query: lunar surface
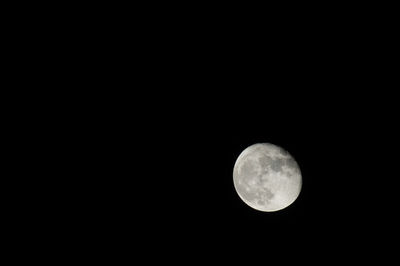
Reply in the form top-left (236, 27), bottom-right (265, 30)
top-left (233, 143), bottom-right (302, 212)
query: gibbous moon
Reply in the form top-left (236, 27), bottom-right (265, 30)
top-left (233, 143), bottom-right (302, 212)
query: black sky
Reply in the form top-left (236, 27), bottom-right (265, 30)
top-left (24, 9), bottom-right (399, 262)
top-left (67, 73), bottom-right (398, 262)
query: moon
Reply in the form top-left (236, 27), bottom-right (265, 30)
top-left (233, 143), bottom-right (302, 212)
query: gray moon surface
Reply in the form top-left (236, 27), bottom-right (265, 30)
top-left (233, 143), bottom-right (302, 212)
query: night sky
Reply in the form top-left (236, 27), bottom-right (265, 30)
top-left (71, 75), bottom-right (398, 262)
top-left (22, 9), bottom-right (398, 262)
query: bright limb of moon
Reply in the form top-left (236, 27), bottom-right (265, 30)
top-left (233, 143), bottom-right (302, 212)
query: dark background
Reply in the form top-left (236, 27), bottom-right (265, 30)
top-left (10, 4), bottom-right (399, 263)
top-left (49, 71), bottom-right (397, 262)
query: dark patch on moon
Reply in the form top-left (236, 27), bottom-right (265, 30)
top-left (270, 158), bottom-right (285, 172)
top-left (258, 153), bottom-right (295, 173)
top-left (257, 174), bottom-right (265, 184)
top-left (284, 170), bottom-right (294, 178)
top-left (258, 155), bottom-right (273, 169)
top-left (257, 199), bottom-right (266, 205)
top-left (256, 188), bottom-right (274, 206)
top-left (264, 187), bottom-right (275, 200)
top-left (285, 157), bottom-right (298, 171)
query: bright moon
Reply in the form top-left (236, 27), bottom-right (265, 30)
top-left (233, 143), bottom-right (302, 212)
